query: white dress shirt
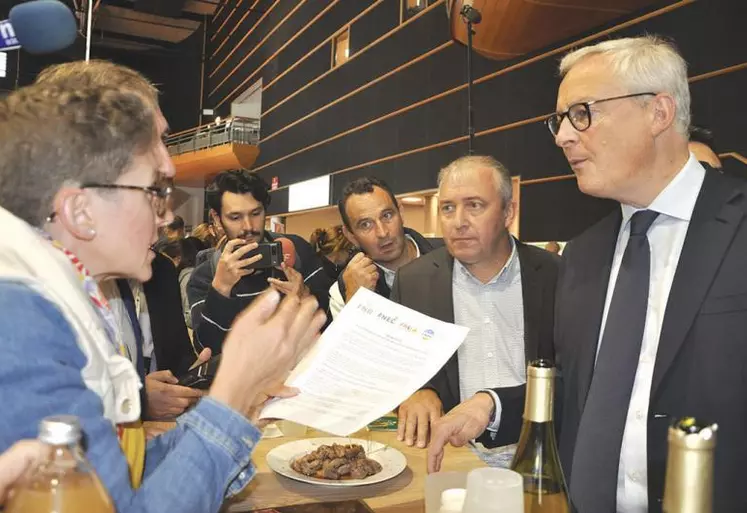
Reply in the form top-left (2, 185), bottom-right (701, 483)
top-left (98, 280), bottom-right (138, 365)
top-left (599, 155), bottom-right (705, 512)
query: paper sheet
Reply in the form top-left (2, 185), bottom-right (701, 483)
top-left (260, 287), bottom-right (469, 436)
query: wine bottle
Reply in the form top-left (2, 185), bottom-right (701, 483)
top-left (510, 359), bottom-right (570, 513)
top-left (663, 417), bottom-right (717, 513)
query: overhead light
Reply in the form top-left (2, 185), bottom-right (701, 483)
top-left (288, 175), bottom-right (331, 212)
top-left (214, 116), bottom-right (222, 124)
top-left (400, 196), bottom-right (424, 205)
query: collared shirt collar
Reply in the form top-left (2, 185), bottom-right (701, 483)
top-left (620, 154), bottom-right (706, 224)
top-left (454, 236), bottom-right (518, 285)
top-left (376, 234), bottom-right (421, 279)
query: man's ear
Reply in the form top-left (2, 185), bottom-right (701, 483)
top-left (396, 200), bottom-right (405, 224)
top-left (342, 224), bottom-right (359, 249)
top-left (650, 93), bottom-right (677, 137)
top-left (503, 199), bottom-right (517, 230)
top-left (52, 187), bottom-right (97, 241)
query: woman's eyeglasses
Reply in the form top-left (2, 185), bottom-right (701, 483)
top-left (545, 92), bottom-right (657, 136)
top-left (46, 179), bottom-right (174, 222)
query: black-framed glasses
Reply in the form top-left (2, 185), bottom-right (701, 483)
top-left (545, 92), bottom-right (657, 136)
top-left (46, 179), bottom-right (174, 222)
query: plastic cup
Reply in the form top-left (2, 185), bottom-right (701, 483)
top-left (425, 471), bottom-right (469, 513)
top-left (462, 468), bottom-right (524, 513)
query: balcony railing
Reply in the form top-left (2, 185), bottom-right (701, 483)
top-left (166, 117), bottom-right (260, 156)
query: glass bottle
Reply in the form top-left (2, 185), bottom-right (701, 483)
top-left (6, 415), bottom-right (115, 513)
top-left (510, 359), bottom-right (570, 513)
top-left (663, 417), bottom-right (717, 513)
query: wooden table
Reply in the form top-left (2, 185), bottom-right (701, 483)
top-left (225, 427), bottom-right (485, 513)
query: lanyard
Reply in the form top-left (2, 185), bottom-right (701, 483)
top-left (40, 233), bottom-right (127, 357)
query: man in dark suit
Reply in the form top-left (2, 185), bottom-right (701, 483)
top-left (429, 36), bottom-right (747, 513)
top-left (392, 155), bottom-right (559, 450)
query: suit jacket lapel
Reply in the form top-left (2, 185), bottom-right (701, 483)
top-left (652, 172), bottom-right (746, 395)
top-left (572, 211), bottom-right (621, 411)
top-left (429, 250), bottom-right (459, 402)
top-left (517, 241), bottom-right (542, 363)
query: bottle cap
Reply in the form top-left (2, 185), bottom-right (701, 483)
top-left (39, 415), bottom-right (82, 445)
top-left (669, 417), bottom-right (718, 451)
top-left (527, 358), bottom-right (555, 379)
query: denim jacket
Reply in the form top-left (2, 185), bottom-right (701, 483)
top-left (0, 280), bottom-right (261, 513)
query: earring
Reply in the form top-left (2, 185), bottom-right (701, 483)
top-left (88, 228), bottom-right (96, 236)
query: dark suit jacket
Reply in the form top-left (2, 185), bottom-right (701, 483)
top-left (555, 168), bottom-right (747, 513)
top-left (143, 252), bottom-right (197, 377)
top-left (391, 240), bottom-right (560, 447)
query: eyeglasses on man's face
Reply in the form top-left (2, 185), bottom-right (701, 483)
top-left (46, 178), bottom-right (174, 223)
top-left (545, 92), bottom-right (658, 137)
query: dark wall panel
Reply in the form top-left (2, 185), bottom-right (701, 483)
top-left (208, 0), bottom-right (272, 57)
top-left (689, 69), bottom-right (747, 155)
top-left (209, 0), bottom-right (294, 80)
top-left (210, 0), bottom-right (329, 103)
top-left (201, 0), bottom-right (745, 244)
top-left (267, 187), bottom-right (289, 215)
top-left (259, 7), bottom-right (469, 138)
top-left (257, 49), bottom-right (558, 168)
top-left (211, 0), bottom-right (377, 108)
top-left (263, 42), bottom-right (333, 109)
top-left (350, 0), bottom-right (399, 53)
top-left (520, 180), bottom-right (617, 242)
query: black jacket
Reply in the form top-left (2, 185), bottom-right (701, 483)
top-left (390, 240), bottom-right (560, 447)
top-left (186, 232), bottom-right (332, 353)
top-left (337, 227), bottom-right (434, 302)
top-left (143, 252), bottom-right (197, 377)
top-left (553, 168), bottom-right (747, 512)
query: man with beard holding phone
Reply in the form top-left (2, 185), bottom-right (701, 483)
top-left (187, 170), bottom-right (332, 352)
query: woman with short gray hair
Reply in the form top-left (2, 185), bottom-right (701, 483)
top-left (0, 70), bottom-right (325, 513)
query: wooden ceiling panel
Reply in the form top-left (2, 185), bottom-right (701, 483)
top-left (448, 0), bottom-right (675, 60)
top-left (95, 5), bottom-right (200, 43)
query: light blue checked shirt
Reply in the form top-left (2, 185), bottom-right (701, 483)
top-left (453, 237), bottom-right (525, 431)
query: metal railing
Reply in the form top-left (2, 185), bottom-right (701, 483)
top-left (166, 117), bottom-right (260, 156)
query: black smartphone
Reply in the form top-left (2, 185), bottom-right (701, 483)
top-left (235, 241), bottom-right (283, 269)
top-left (177, 354), bottom-right (221, 390)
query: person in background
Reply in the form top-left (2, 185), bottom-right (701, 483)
top-left (688, 125), bottom-right (722, 170)
top-left (162, 236), bottom-right (206, 328)
top-left (191, 222), bottom-right (220, 248)
top-left (0, 62), bottom-right (326, 513)
top-left (187, 170), bottom-right (332, 353)
top-left (329, 177), bottom-right (433, 319)
top-left (392, 155), bottom-right (559, 449)
top-left (544, 241), bottom-right (562, 254)
top-left (0, 440), bottom-right (46, 505)
top-left (309, 225), bottom-right (354, 281)
top-left (164, 215), bottom-right (185, 241)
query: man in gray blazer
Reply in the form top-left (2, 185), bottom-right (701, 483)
top-left (391, 155), bottom-right (559, 450)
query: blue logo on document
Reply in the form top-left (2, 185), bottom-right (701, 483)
top-left (421, 329), bottom-right (434, 341)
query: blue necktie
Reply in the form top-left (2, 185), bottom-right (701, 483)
top-left (116, 280), bottom-right (145, 382)
top-left (570, 210), bottom-right (660, 512)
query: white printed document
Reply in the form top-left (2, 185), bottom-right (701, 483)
top-left (260, 287), bottom-right (469, 435)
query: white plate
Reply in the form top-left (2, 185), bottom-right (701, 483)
top-left (266, 437), bottom-right (407, 487)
